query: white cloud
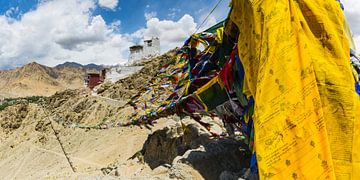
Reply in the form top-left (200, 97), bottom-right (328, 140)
top-left (98, 0), bottom-right (118, 10)
top-left (110, 20), bottom-right (121, 32)
top-left (0, 0), bottom-right (132, 69)
top-left (167, 12), bottom-right (176, 19)
top-left (167, 8), bottom-right (181, 19)
top-left (133, 14), bottom-right (197, 53)
top-left (342, 0), bottom-right (360, 50)
top-left (4, 7), bottom-right (21, 23)
top-left (0, 0), bottom-right (201, 69)
top-left (144, 11), bottom-right (157, 21)
top-left (5, 7), bottom-right (19, 18)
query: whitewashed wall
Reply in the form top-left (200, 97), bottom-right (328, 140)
top-left (128, 37), bottom-right (160, 64)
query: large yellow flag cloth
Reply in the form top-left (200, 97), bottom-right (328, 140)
top-left (230, 0), bottom-right (360, 179)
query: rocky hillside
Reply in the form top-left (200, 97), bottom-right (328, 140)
top-left (0, 52), bottom-right (251, 179)
top-left (0, 62), bottom-right (86, 98)
top-left (97, 50), bottom-right (176, 100)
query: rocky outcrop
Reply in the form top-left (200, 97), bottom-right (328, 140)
top-left (0, 102), bottom-right (29, 131)
top-left (138, 123), bottom-right (251, 180)
top-left (140, 123), bottom-right (210, 169)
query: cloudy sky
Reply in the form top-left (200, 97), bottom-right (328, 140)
top-left (0, 0), bottom-right (358, 69)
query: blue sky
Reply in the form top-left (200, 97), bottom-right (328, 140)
top-left (93, 0), bottom-right (230, 33)
top-left (0, 0), bottom-right (358, 69)
top-left (0, 0), bottom-right (37, 19)
top-left (0, 0), bottom-right (230, 69)
top-left (0, 0), bottom-right (229, 32)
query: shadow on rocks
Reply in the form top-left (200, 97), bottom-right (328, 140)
top-left (134, 123), bottom-right (251, 180)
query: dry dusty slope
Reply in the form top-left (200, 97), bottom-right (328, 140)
top-left (0, 101), bottom-right (181, 179)
top-left (0, 62), bottom-right (86, 98)
top-left (0, 52), bottom-right (251, 179)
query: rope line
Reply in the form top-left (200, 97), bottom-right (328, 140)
top-left (40, 105), bottom-right (77, 173)
top-left (194, 0), bottom-right (224, 34)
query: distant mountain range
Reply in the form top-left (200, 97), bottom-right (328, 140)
top-left (0, 62), bottom-right (104, 98)
top-left (55, 62), bottom-right (104, 71)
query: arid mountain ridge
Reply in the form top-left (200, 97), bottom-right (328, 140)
top-left (0, 62), bottom-right (103, 98)
top-left (55, 62), bottom-right (104, 71)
